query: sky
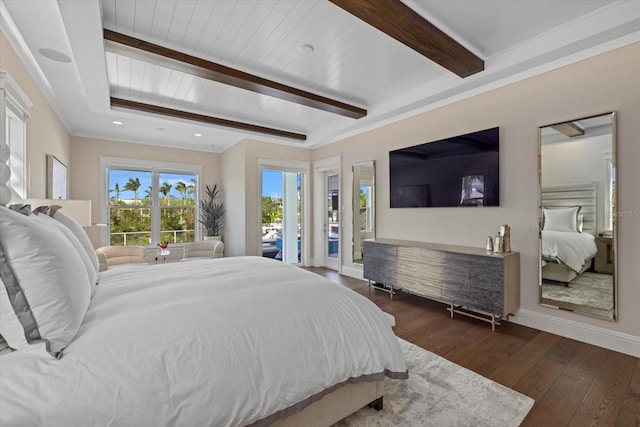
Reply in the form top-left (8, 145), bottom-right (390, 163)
top-left (108, 170), bottom-right (195, 198)
top-left (109, 169), bottom-right (285, 199)
top-left (262, 170), bottom-right (283, 198)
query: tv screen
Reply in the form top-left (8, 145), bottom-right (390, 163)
top-left (389, 127), bottom-right (499, 208)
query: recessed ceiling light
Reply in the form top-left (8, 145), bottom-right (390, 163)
top-left (112, 121), bottom-right (123, 125)
top-left (299, 44), bottom-right (314, 54)
top-left (38, 48), bottom-right (72, 63)
top-left (194, 133), bottom-right (202, 137)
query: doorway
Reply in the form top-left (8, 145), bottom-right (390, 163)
top-left (325, 171), bottom-right (340, 270)
top-left (261, 169), bottom-right (302, 264)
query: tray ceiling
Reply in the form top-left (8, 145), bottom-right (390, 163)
top-left (2, 0), bottom-right (639, 152)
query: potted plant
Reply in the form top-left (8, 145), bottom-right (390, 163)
top-left (199, 183), bottom-right (225, 241)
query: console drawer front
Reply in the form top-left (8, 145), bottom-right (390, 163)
top-left (397, 247), bottom-right (441, 299)
top-left (363, 241), bottom-right (397, 286)
top-left (441, 254), bottom-right (505, 314)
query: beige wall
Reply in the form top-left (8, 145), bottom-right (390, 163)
top-left (0, 33), bottom-right (71, 198)
top-left (221, 141), bottom-right (246, 257)
top-left (312, 42), bottom-right (640, 340)
top-left (70, 136), bottom-right (221, 247)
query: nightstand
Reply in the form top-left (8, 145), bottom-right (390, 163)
top-left (595, 236), bottom-right (614, 274)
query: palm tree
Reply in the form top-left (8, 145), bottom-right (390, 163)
top-left (187, 178), bottom-right (196, 204)
top-left (123, 177), bottom-right (141, 202)
top-left (144, 185), bottom-right (152, 203)
top-left (109, 182), bottom-right (120, 204)
top-left (175, 181), bottom-right (187, 205)
top-left (159, 182), bottom-right (172, 206)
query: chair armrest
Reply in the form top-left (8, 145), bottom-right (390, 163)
top-left (96, 251), bottom-right (108, 272)
top-left (213, 241), bottom-right (224, 258)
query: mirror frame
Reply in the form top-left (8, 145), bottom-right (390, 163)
top-left (538, 111), bottom-right (617, 321)
top-left (352, 161), bottom-right (375, 265)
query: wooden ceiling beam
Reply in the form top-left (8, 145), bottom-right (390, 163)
top-left (103, 29), bottom-right (366, 119)
top-left (550, 122), bottom-right (585, 138)
top-left (110, 97), bottom-right (307, 141)
top-left (329, 0), bottom-right (484, 78)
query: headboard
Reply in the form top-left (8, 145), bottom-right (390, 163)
top-left (541, 182), bottom-right (597, 236)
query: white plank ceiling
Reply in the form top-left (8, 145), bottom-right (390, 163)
top-left (2, 0), bottom-right (639, 152)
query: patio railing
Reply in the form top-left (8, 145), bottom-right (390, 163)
top-left (110, 230), bottom-right (194, 246)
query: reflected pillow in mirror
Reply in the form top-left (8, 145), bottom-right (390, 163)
top-left (543, 206), bottom-right (581, 232)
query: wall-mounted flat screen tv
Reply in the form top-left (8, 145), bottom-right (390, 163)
top-left (389, 127), bottom-right (499, 208)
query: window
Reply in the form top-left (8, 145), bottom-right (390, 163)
top-left (1, 72), bottom-right (32, 202)
top-left (7, 108), bottom-right (26, 199)
top-left (360, 185), bottom-right (373, 232)
top-left (103, 158), bottom-right (200, 246)
top-left (604, 156), bottom-right (615, 231)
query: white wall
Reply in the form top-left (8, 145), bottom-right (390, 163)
top-left (542, 135), bottom-right (611, 232)
top-left (312, 42), bottom-right (640, 352)
top-left (542, 136), bottom-right (610, 187)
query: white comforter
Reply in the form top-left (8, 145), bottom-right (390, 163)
top-left (0, 256), bottom-right (406, 427)
top-left (542, 230), bottom-right (597, 273)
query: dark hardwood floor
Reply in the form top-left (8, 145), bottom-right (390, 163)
top-left (305, 267), bottom-right (640, 427)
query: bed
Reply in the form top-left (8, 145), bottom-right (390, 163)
top-left (0, 205), bottom-right (407, 427)
top-left (540, 183), bottom-right (598, 283)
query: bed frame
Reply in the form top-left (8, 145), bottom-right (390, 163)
top-left (272, 381), bottom-right (383, 426)
top-left (541, 182), bottom-right (597, 282)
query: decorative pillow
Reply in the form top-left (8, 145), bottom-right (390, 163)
top-left (543, 206), bottom-right (581, 232)
top-left (0, 206), bottom-right (91, 358)
top-left (46, 206), bottom-right (99, 273)
top-left (34, 210), bottom-right (98, 296)
top-left (8, 204), bottom-right (32, 216)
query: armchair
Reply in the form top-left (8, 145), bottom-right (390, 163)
top-left (182, 240), bottom-right (224, 260)
top-left (96, 245), bottom-right (147, 271)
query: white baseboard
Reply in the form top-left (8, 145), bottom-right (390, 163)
top-left (512, 308), bottom-right (640, 358)
top-left (341, 265), bottom-right (365, 281)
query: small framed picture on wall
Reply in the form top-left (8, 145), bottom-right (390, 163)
top-left (46, 154), bottom-right (67, 199)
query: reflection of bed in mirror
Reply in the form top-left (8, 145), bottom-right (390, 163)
top-left (541, 183), bottom-right (597, 283)
top-left (538, 112), bottom-right (617, 321)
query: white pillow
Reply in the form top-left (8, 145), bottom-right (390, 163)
top-left (47, 206), bottom-right (99, 273)
top-left (543, 206), bottom-right (581, 232)
top-left (34, 212), bottom-right (98, 296)
top-left (0, 207), bottom-right (91, 358)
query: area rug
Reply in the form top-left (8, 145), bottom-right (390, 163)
top-left (542, 272), bottom-right (613, 310)
top-left (335, 338), bottom-right (534, 427)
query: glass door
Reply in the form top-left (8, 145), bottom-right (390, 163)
top-left (261, 169), bottom-right (302, 264)
top-left (325, 171), bottom-right (339, 270)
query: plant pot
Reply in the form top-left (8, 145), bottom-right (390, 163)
top-left (204, 235), bottom-right (222, 242)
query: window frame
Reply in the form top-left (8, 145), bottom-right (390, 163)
top-left (603, 153), bottom-right (614, 232)
top-left (100, 157), bottom-right (202, 247)
top-left (1, 71), bottom-right (33, 202)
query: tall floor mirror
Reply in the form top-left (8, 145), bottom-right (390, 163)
top-left (539, 112), bottom-right (617, 321)
top-left (352, 161), bottom-right (375, 265)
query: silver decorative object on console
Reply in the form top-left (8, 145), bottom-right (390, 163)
top-left (486, 236), bottom-right (494, 251)
top-left (501, 225), bottom-right (511, 252)
top-left (493, 233), bottom-right (502, 253)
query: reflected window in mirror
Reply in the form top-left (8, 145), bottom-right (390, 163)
top-left (352, 161), bottom-right (375, 265)
top-left (538, 112), bottom-right (617, 321)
